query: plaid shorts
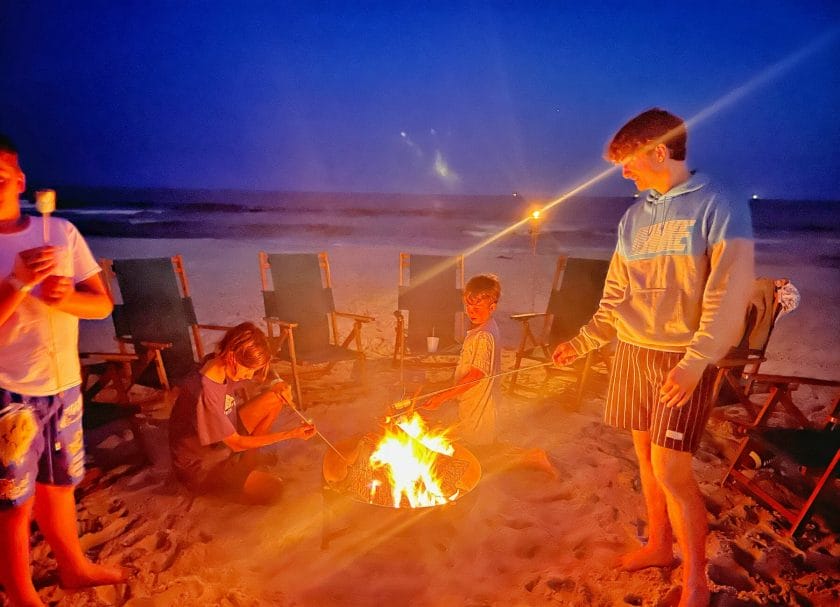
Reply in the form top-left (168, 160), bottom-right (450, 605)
top-left (604, 341), bottom-right (716, 453)
top-left (0, 385), bottom-right (85, 508)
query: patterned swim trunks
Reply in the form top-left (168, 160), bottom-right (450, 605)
top-left (0, 385), bottom-right (85, 508)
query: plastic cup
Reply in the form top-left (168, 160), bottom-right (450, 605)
top-left (427, 336), bottom-right (440, 353)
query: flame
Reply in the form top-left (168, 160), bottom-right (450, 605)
top-left (369, 413), bottom-right (456, 508)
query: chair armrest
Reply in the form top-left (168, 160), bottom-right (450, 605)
top-left (79, 352), bottom-right (139, 363)
top-left (137, 340), bottom-right (174, 351)
top-left (264, 316), bottom-right (299, 330)
top-left (749, 374), bottom-right (840, 388)
top-left (510, 312), bottom-right (549, 322)
top-left (717, 356), bottom-right (765, 368)
top-left (335, 311), bottom-right (375, 323)
top-left (196, 323), bottom-right (236, 332)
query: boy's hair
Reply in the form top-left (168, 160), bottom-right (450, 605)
top-left (0, 133), bottom-right (19, 157)
top-left (465, 273), bottom-right (501, 304)
top-left (217, 322), bottom-right (271, 371)
top-left (606, 108), bottom-right (687, 163)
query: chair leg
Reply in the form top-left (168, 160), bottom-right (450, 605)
top-left (788, 448), bottom-right (840, 536)
top-left (393, 313), bottom-right (405, 367)
top-left (287, 330), bottom-right (304, 408)
top-left (353, 321), bottom-right (366, 381)
top-left (509, 354), bottom-right (524, 393)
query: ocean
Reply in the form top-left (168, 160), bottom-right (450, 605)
top-left (20, 187), bottom-right (840, 263)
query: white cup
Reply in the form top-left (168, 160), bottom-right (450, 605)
top-left (426, 336), bottom-right (440, 353)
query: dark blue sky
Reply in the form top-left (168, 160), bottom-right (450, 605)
top-left (2, 2), bottom-right (839, 200)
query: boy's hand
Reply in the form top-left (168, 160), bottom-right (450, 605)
top-left (552, 342), bottom-right (579, 367)
top-left (419, 395), bottom-right (446, 411)
top-left (13, 246), bottom-right (58, 288)
top-left (37, 275), bottom-right (74, 306)
top-left (659, 365), bottom-right (702, 408)
top-left (294, 423), bottom-right (316, 440)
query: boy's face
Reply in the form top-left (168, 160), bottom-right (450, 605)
top-left (225, 354), bottom-right (261, 382)
top-left (463, 293), bottom-right (496, 326)
top-left (614, 143), bottom-right (668, 193)
top-left (0, 152), bottom-right (25, 219)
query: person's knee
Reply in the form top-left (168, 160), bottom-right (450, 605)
top-left (650, 447), bottom-right (696, 495)
top-left (242, 470), bottom-right (283, 504)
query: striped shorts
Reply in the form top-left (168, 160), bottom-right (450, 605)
top-left (604, 341), bottom-right (716, 453)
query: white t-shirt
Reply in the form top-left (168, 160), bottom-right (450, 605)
top-left (0, 216), bottom-right (100, 396)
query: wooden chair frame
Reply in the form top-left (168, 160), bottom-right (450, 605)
top-left (723, 391), bottom-right (840, 536)
top-left (714, 278), bottom-right (797, 428)
top-left (259, 251), bottom-right (374, 407)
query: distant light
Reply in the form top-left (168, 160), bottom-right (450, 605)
top-left (752, 194), bottom-right (760, 200)
top-left (512, 192), bottom-right (519, 197)
top-left (400, 131), bottom-right (407, 138)
top-left (531, 210), bottom-right (541, 220)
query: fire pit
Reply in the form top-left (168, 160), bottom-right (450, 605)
top-left (324, 414), bottom-right (481, 508)
top-left (321, 414), bottom-right (482, 547)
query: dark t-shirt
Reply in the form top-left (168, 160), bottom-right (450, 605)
top-left (169, 370), bottom-right (248, 487)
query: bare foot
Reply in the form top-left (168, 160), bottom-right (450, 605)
top-left (59, 561), bottom-right (128, 589)
top-left (616, 544), bottom-right (678, 571)
top-left (677, 582), bottom-right (710, 607)
top-left (4, 588), bottom-right (45, 607)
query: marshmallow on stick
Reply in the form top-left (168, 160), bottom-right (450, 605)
top-left (35, 189), bottom-right (56, 243)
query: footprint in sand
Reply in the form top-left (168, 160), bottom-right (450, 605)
top-left (79, 514), bottom-right (141, 552)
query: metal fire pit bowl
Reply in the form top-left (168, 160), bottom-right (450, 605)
top-left (320, 433), bottom-right (482, 548)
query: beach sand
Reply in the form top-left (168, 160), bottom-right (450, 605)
top-left (6, 229), bottom-right (839, 607)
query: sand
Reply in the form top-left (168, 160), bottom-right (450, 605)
top-left (5, 228), bottom-right (839, 607)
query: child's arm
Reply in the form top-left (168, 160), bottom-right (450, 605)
top-left (420, 366), bottom-right (486, 410)
top-left (222, 424), bottom-right (315, 452)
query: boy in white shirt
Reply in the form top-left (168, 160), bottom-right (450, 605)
top-left (0, 134), bottom-right (125, 606)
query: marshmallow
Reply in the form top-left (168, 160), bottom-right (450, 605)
top-left (35, 189), bottom-right (56, 214)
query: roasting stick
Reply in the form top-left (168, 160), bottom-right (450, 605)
top-left (269, 390), bottom-right (348, 462)
top-left (385, 360), bottom-right (557, 422)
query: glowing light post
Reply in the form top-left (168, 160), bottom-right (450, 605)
top-left (528, 208), bottom-right (542, 312)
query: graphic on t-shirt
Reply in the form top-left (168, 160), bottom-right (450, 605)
top-left (224, 393), bottom-right (236, 415)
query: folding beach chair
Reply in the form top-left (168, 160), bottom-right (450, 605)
top-left (81, 256), bottom-right (232, 407)
top-left (393, 252), bottom-right (465, 367)
top-left (508, 256), bottom-right (611, 408)
top-left (722, 391), bottom-right (840, 536)
top-left (713, 278), bottom-right (801, 429)
top-left (259, 251), bottom-right (374, 407)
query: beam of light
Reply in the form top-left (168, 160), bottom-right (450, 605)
top-left (398, 26), bottom-right (839, 295)
top-left (399, 130), bottom-right (423, 158)
top-left (433, 150), bottom-right (459, 184)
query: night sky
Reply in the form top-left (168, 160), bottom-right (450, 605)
top-left (1, 2), bottom-right (839, 200)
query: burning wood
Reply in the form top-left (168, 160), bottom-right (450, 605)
top-left (324, 413), bottom-right (479, 509)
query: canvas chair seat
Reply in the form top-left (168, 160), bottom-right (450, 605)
top-left (723, 393), bottom-right (840, 536)
top-left (260, 251), bottom-right (373, 407)
top-left (81, 255), bottom-right (232, 411)
top-left (393, 252), bottom-right (465, 370)
top-left (508, 256), bottom-right (611, 408)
